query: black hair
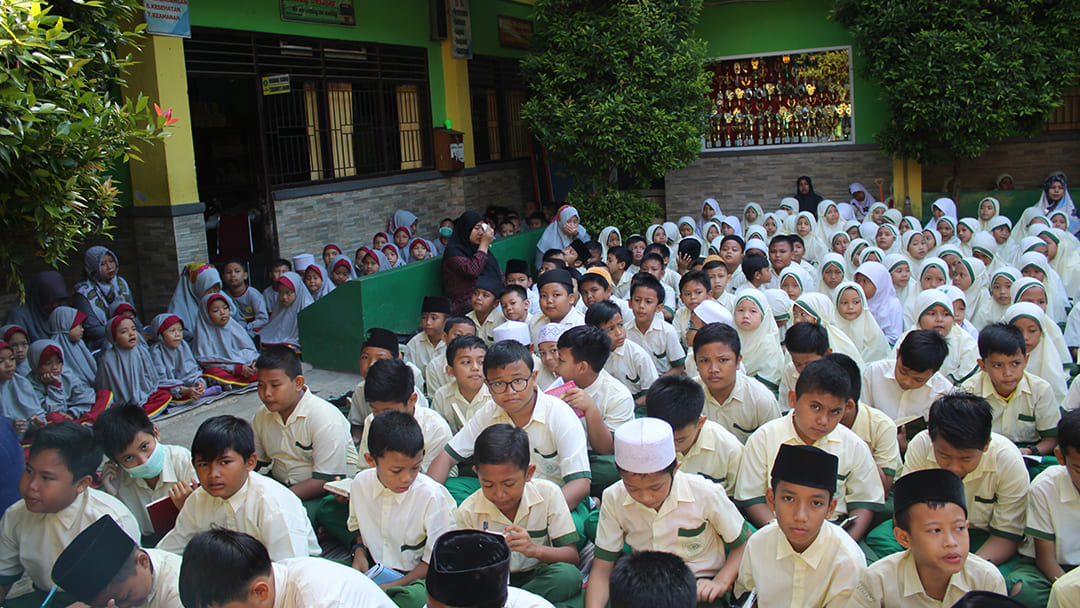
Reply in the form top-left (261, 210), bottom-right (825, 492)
top-left (629, 272), bottom-right (665, 301)
top-left (639, 252), bottom-right (666, 268)
top-left (823, 352), bottom-right (862, 403)
top-left (497, 219), bottom-right (514, 230)
top-left (474, 424), bottom-right (530, 472)
top-left (702, 259), bottom-right (727, 273)
top-left (544, 258), bottom-right (568, 271)
top-left (447, 335), bottom-right (488, 366)
top-left (364, 358), bottom-right (414, 405)
top-left (741, 253), bottom-right (769, 279)
top-left (527, 211), bottom-right (546, 224)
top-left (625, 235), bottom-right (646, 246)
top-left (678, 270), bottom-right (710, 293)
top-left (610, 551), bottom-right (697, 608)
top-left (108, 547), bottom-right (142, 587)
top-left (927, 392), bottom-right (992, 451)
top-left (608, 246), bottom-right (633, 269)
top-left (368, 410), bottom-right (424, 459)
top-left (483, 340), bottom-right (533, 374)
top-left (894, 500), bottom-right (952, 533)
top-left (1058, 409), bottom-right (1080, 457)
top-left (977, 322), bottom-right (1026, 359)
top-left (692, 322), bottom-right (740, 357)
top-left (269, 258), bottom-right (291, 271)
top-left (644, 243), bottom-right (669, 261)
top-left (499, 284), bottom-right (528, 301)
top-left (255, 345), bottom-right (303, 379)
top-left (30, 421), bottom-right (101, 480)
top-left (191, 416), bottom-right (256, 463)
top-left (616, 459), bottom-right (679, 477)
top-left (897, 329), bottom-right (949, 373)
top-left (678, 239), bottom-right (701, 259)
top-left (646, 375), bottom-right (705, 430)
top-left (794, 358), bottom-right (851, 402)
top-left (585, 300), bottom-right (622, 327)
top-left (222, 258), bottom-right (246, 270)
top-left (443, 316), bottom-right (476, 335)
top-left (178, 529), bottom-right (272, 608)
top-left (768, 235), bottom-right (792, 250)
top-left (787, 233), bottom-right (805, 247)
top-left (441, 217), bottom-right (455, 225)
top-left (578, 272), bottom-right (610, 291)
top-left (94, 405), bottom-right (155, 461)
top-left (542, 249), bottom-right (565, 262)
top-left (586, 241), bottom-right (603, 257)
top-left (585, 260), bottom-right (608, 269)
top-left (785, 322), bottom-right (829, 355)
top-left (719, 235), bottom-right (744, 252)
top-left (557, 325), bottom-right (611, 372)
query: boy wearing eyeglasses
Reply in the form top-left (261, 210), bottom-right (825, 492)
top-left (428, 341), bottom-right (592, 519)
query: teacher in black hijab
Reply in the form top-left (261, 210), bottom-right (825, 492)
top-left (795, 175), bottom-right (824, 217)
top-left (440, 211), bottom-right (503, 315)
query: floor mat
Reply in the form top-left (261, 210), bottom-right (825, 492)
top-left (152, 384), bottom-right (259, 421)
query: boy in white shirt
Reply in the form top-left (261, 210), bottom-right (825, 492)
top-left (585, 301), bottom-right (657, 404)
top-left (638, 252), bottom-right (677, 321)
top-left (861, 329), bottom-right (952, 428)
top-left (467, 275), bottom-right (508, 346)
top-left (692, 323), bottom-right (781, 443)
top-left (158, 416), bottom-right (320, 561)
top-left (608, 551), bottom-right (697, 608)
top-left (425, 317), bottom-right (477, 399)
top-left (674, 271), bottom-right (713, 349)
top-left (349, 327), bottom-right (429, 440)
top-left (403, 296), bottom-right (450, 377)
top-left (431, 335), bottom-right (493, 433)
top-left (625, 274), bottom-right (685, 375)
top-left (527, 270), bottom-right (585, 345)
top-left (504, 259), bottom-right (541, 316)
top-left (499, 284), bottom-right (534, 324)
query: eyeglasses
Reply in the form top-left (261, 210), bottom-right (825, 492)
top-left (487, 377), bottom-right (530, 394)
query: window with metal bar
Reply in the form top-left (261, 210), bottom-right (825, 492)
top-left (1046, 85), bottom-right (1079, 131)
top-left (468, 55), bottom-right (530, 164)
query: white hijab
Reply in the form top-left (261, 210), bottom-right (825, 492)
top-left (854, 261), bottom-right (904, 344)
top-left (1005, 302), bottom-right (1067, 403)
top-left (791, 292), bottom-right (865, 367)
top-left (733, 287), bottom-right (785, 387)
top-left (833, 282), bottom-right (891, 364)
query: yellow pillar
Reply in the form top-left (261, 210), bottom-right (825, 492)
top-left (440, 40), bottom-right (476, 169)
top-left (892, 157), bottom-right (923, 219)
top-left (121, 35), bottom-right (199, 207)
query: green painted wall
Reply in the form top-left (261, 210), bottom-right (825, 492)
top-left (471, 0), bottom-right (532, 58)
top-left (299, 228), bottom-right (542, 371)
top-left (696, 0), bottom-right (886, 146)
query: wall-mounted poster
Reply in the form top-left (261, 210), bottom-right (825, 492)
top-left (280, 0), bottom-right (356, 26)
top-left (145, 0), bottom-right (191, 38)
top-left (497, 15), bottom-right (532, 49)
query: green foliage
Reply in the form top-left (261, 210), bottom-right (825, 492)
top-left (569, 187), bottom-right (663, 238)
top-left (0, 0), bottom-right (173, 298)
top-left (832, 0), bottom-right (1080, 165)
top-left (521, 0), bottom-right (711, 189)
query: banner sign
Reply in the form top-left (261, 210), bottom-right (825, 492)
top-left (281, 0), bottom-right (357, 26)
top-left (145, 0), bottom-right (191, 38)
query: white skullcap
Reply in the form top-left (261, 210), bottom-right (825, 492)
top-left (693, 300), bottom-right (732, 326)
top-left (292, 253), bottom-right (315, 273)
top-left (745, 238), bottom-right (768, 255)
top-left (493, 320), bottom-right (530, 346)
top-left (614, 418), bottom-right (676, 475)
top-left (537, 323), bottom-right (569, 345)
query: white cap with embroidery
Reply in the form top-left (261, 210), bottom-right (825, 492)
top-left (614, 418), bottom-right (676, 475)
top-left (493, 320), bottom-right (530, 346)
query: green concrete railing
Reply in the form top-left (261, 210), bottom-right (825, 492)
top-left (919, 188), bottom-right (1079, 223)
top-left (300, 228), bottom-right (543, 372)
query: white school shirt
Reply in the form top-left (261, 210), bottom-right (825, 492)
top-left (679, 420), bottom-right (743, 495)
top-left (613, 271), bottom-right (633, 299)
top-left (347, 470), bottom-right (457, 571)
top-left (458, 479), bottom-right (578, 573)
top-left (735, 415), bottom-right (884, 517)
top-left (0, 489), bottom-right (140, 591)
top-left (847, 403), bottom-right (903, 478)
top-left (1021, 465), bottom-right (1080, 566)
top-left (158, 471), bottom-right (320, 560)
top-left (348, 366), bottom-right (429, 425)
top-left (357, 406), bottom-right (452, 473)
top-left (846, 550), bottom-right (1005, 608)
top-left (699, 372), bottom-right (782, 443)
top-left (403, 332), bottom-right (442, 380)
top-left (778, 361), bottom-right (798, 412)
top-left (527, 308), bottom-right (585, 346)
top-left (114, 443), bottom-right (197, 536)
top-left (467, 308), bottom-right (507, 346)
top-left (270, 557), bottom-right (397, 608)
top-left (604, 339), bottom-right (658, 397)
top-left (1049, 565), bottom-right (1080, 608)
top-left (625, 315), bottom-right (685, 374)
top-left (425, 349), bottom-right (452, 398)
top-left (734, 520), bottom-right (866, 608)
top-left (594, 471), bottom-right (749, 578)
top-left (253, 387), bottom-right (359, 486)
top-left (141, 549), bottom-right (182, 608)
top-left (900, 431), bottom-right (1029, 541)
top-left (431, 379), bottom-right (495, 433)
top-left (579, 370), bottom-right (635, 447)
top-left (961, 370), bottom-right (1060, 446)
top-left (861, 359), bottom-right (953, 422)
top-left (446, 390), bottom-right (591, 487)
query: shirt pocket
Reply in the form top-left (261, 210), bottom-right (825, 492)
top-left (677, 522), bottom-right (709, 558)
top-left (533, 447), bottom-right (562, 479)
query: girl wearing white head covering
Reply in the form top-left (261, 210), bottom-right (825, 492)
top-left (762, 213), bottom-right (782, 238)
top-left (834, 282), bottom-right (891, 364)
top-left (778, 198), bottom-right (799, 232)
top-left (859, 246), bottom-right (886, 266)
top-left (1047, 209), bottom-right (1080, 241)
top-left (763, 288), bottom-right (793, 341)
top-left (866, 202), bottom-right (888, 225)
top-left (791, 292), bottom-right (865, 367)
top-left (732, 287), bottom-right (785, 390)
top-left (854, 261), bottom-right (904, 344)
top-left (697, 198), bottom-right (722, 237)
top-left (1005, 302), bottom-right (1067, 403)
top-left (883, 208), bottom-right (903, 226)
top-left (848, 183), bottom-right (875, 217)
top-left (794, 211), bottom-right (827, 263)
top-left (930, 197), bottom-right (957, 221)
top-left (845, 239), bottom-right (870, 273)
top-left (972, 265), bottom-right (1019, 329)
top-left (47, 306), bottom-right (96, 388)
top-left (703, 218), bottom-right (724, 244)
top-left (720, 216), bottom-right (743, 238)
top-left (830, 232), bottom-right (851, 257)
top-left (986, 216), bottom-right (1018, 265)
top-left (148, 313), bottom-right (206, 402)
top-left (903, 256), bottom-right (950, 328)
top-left (906, 289), bottom-right (979, 385)
top-left (677, 217), bottom-right (697, 239)
top-left (743, 202), bottom-right (765, 227)
top-left (95, 317), bottom-right (171, 417)
top-left (816, 200), bottom-right (844, 244)
top-left (957, 218), bottom-right (979, 255)
top-left (969, 231), bottom-right (1001, 273)
top-left (1033, 226), bottom-right (1080, 293)
top-left (858, 221), bottom-right (878, 244)
top-left (598, 226), bottom-right (622, 258)
top-left (884, 254), bottom-right (915, 312)
top-left (1017, 252), bottom-right (1068, 324)
top-left (935, 216), bottom-right (960, 247)
top-left (952, 257), bottom-right (988, 328)
top-left (875, 223), bottom-right (901, 256)
top-left (663, 221), bottom-right (680, 244)
top-left (941, 284), bottom-right (978, 341)
top-left (778, 265), bottom-right (812, 301)
top-left (817, 254), bottom-right (847, 301)
top-left (901, 230), bottom-right (929, 268)
top-left (1010, 277), bottom-right (1070, 367)
top-left (744, 225), bottom-right (767, 244)
top-left (977, 196), bottom-right (1001, 232)
top-left (258, 271), bottom-right (314, 352)
top-left (921, 228), bottom-right (942, 259)
top-left (843, 220), bottom-right (862, 242)
top-left (535, 205), bottom-right (590, 267)
top-left (837, 202), bottom-right (858, 223)
top-left (195, 293), bottom-right (259, 387)
top-left (899, 216), bottom-right (922, 234)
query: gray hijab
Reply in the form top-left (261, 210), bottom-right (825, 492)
top-left (258, 271), bottom-right (313, 350)
top-left (28, 339), bottom-right (96, 416)
top-left (94, 319), bottom-right (161, 408)
top-left (47, 307), bottom-right (97, 387)
top-left (194, 294), bottom-right (258, 367)
top-left (149, 313), bottom-right (202, 389)
top-left (0, 342), bottom-right (42, 421)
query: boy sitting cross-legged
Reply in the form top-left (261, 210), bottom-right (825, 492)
top-left (457, 424), bottom-right (582, 606)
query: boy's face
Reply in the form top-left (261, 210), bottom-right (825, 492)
top-left (223, 263), bottom-right (247, 289)
top-left (194, 448), bottom-right (256, 499)
top-left (0, 347), bottom-right (15, 381)
top-left (366, 450), bottom-right (423, 494)
top-left (278, 287), bottom-right (296, 308)
top-left (766, 481), bottom-right (837, 552)
top-left (893, 360), bottom-right (936, 390)
top-left (505, 272), bottom-right (532, 289)
top-left (630, 287), bottom-right (661, 324)
top-left (790, 390), bottom-right (846, 444)
top-left (539, 283), bottom-right (572, 321)
top-left (359, 346), bottom-right (395, 378)
top-left (1056, 446), bottom-right (1080, 494)
top-left (556, 347), bottom-right (589, 383)
top-left (789, 351), bottom-right (823, 375)
top-left (696, 341), bottom-right (739, 396)
top-left (499, 293), bottom-right (529, 322)
top-left (680, 281), bottom-right (709, 310)
top-left (370, 395), bottom-right (416, 417)
top-left (421, 312), bottom-right (448, 340)
top-left (621, 468), bottom-right (675, 511)
top-left (485, 361), bottom-right (538, 418)
top-left (640, 259), bottom-right (664, 281)
top-left (979, 350), bottom-right (1027, 397)
top-left (672, 418), bottom-right (706, 456)
top-left (476, 461), bottom-right (534, 517)
top-left (579, 280), bottom-right (611, 308)
top-left (471, 288), bottom-right (497, 315)
top-left (706, 266), bottom-right (729, 295)
top-left (270, 264), bottom-right (288, 282)
top-left (257, 368), bottom-right (304, 416)
top-left (539, 261), bottom-right (558, 274)
top-left (20, 447), bottom-right (88, 513)
top-left (931, 437), bottom-right (988, 480)
top-left (896, 502), bottom-right (969, 578)
top-left (628, 242), bottom-right (646, 264)
top-left (208, 299), bottom-right (231, 327)
top-left (598, 314), bottom-right (626, 349)
top-left (769, 242), bottom-right (792, 270)
top-left (444, 323), bottom-right (476, 344)
top-left (450, 346), bottom-right (486, 394)
top-left (115, 319), bottom-right (139, 349)
top-left (528, 217), bottom-right (544, 229)
top-left (606, 254), bottom-right (625, 277)
top-left (92, 550), bottom-right (155, 608)
top-left (537, 341), bottom-right (559, 373)
top-left (115, 430), bottom-right (158, 470)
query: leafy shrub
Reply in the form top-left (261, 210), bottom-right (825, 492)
top-left (569, 187), bottom-right (663, 238)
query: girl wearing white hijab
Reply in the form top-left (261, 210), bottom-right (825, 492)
top-left (732, 287), bottom-right (785, 391)
top-left (778, 198), bottom-right (799, 232)
top-left (302, 264), bottom-right (335, 302)
top-left (1010, 277), bottom-right (1070, 370)
top-left (941, 285), bottom-right (978, 341)
top-left (815, 200), bottom-right (845, 244)
top-left (535, 205), bottom-right (589, 267)
top-left (952, 257), bottom-right (988, 329)
top-left (697, 198), bottom-right (722, 237)
top-left (899, 216), bottom-right (922, 234)
top-left (977, 196), bottom-right (1001, 232)
top-left (258, 271), bottom-right (314, 352)
top-left (905, 289), bottom-right (979, 385)
top-left (957, 218), bottom-right (979, 255)
top-left (866, 202), bottom-right (888, 225)
top-left (777, 265), bottom-right (812, 301)
top-left (677, 217), bottom-right (697, 239)
top-left (195, 293), bottom-right (259, 387)
top-left (703, 218), bottom-right (725, 245)
top-left (901, 230), bottom-right (929, 269)
top-left (817, 254), bottom-right (847, 301)
top-left (720, 216), bottom-right (743, 238)
top-left (844, 238), bottom-right (870, 274)
top-left (884, 254), bottom-right (915, 313)
top-left (1017, 252), bottom-right (1068, 324)
top-left (935, 216), bottom-right (960, 247)
top-left (883, 208), bottom-right (903, 226)
top-left (969, 231), bottom-right (1002, 273)
top-left (598, 226), bottom-right (622, 258)
top-left (1005, 302), bottom-right (1067, 403)
top-left (148, 313), bottom-right (206, 402)
top-left (859, 246), bottom-right (886, 266)
top-left (921, 228), bottom-right (942, 259)
top-left (986, 216), bottom-right (1019, 265)
top-left (790, 292), bottom-right (865, 367)
top-left (1034, 226), bottom-right (1080, 293)
top-left (837, 202), bottom-right (858, 223)
top-left (875, 223), bottom-right (901, 256)
top-left (762, 213), bottom-right (782, 239)
top-left (930, 197), bottom-right (957, 221)
top-left (794, 212), bottom-right (827, 263)
top-left (848, 183), bottom-right (875, 218)
top-left (834, 282), bottom-right (891, 364)
top-left (853, 261), bottom-right (904, 344)
top-left (95, 316), bottom-right (171, 418)
top-left (743, 202), bottom-right (765, 227)
top-left (903, 256), bottom-right (950, 329)
top-left (972, 265), bottom-right (1019, 329)
top-left (744, 225), bottom-right (767, 244)
top-left (858, 221), bottom-right (878, 244)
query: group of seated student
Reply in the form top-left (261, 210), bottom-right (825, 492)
top-left (6, 191), bottom-right (1080, 608)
